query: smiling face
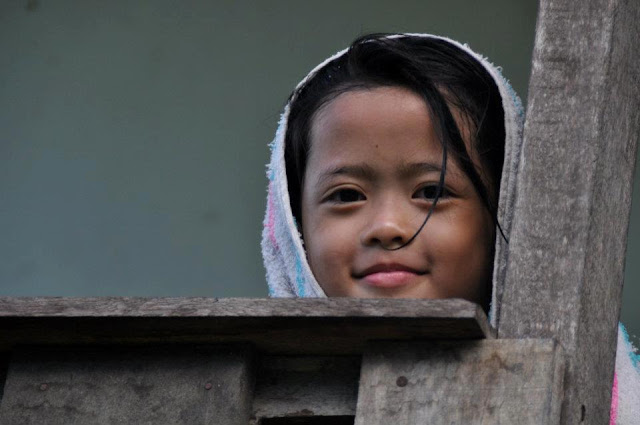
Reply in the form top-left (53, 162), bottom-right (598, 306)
top-left (300, 86), bottom-right (495, 304)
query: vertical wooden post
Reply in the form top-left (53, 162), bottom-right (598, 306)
top-left (497, 0), bottom-right (640, 424)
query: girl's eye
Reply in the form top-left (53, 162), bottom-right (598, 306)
top-left (327, 188), bottom-right (366, 203)
top-left (413, 184), bottom-right (447, 201)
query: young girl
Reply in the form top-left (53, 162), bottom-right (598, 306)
top-left (261, 33), bottom-right (639, 423)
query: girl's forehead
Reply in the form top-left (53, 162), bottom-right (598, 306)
top-left (310, 87), bottom-right (438, 154)
top-left (305, 85), bottom-right (490, 192)
top-left (306, 92), bottom-right (454, 179)
top-left (312, 86), bottom-right (430, 134)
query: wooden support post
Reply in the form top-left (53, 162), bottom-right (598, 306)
top-left (497, 0), bottom-right (640, 423)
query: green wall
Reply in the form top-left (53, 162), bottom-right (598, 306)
top-left (1, 1), bottom-right (637, 343)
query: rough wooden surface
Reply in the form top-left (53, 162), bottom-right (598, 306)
top-left (497, 0), bottom-right (640, 423)
top-left (355, 339), bottom-right (564, 425)
top-left (252, 356), bottom-right (360, 420)
top-left (0, 297), bottom-right (486, 319)
top-left (0, 345), bottom-right (254, 425)
top-left (0, 298), bottom-right (492, 354)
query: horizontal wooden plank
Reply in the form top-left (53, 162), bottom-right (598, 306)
top-left (355, 339), bottom-right (564, 425)
top-left (0, 298), bottom-right (492, 355)
top-left (0, 345), bottom-right (254, 425)
top-left (0, 297), bottom-right (486, 319)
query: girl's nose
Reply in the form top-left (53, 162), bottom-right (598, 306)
top-left (360, 203), bottom-right (415, 250)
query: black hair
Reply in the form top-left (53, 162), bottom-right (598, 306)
top-left (285, 33), bottom-right (506, 245)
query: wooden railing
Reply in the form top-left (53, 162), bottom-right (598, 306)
top-left (0, 298), bottom-right (563, 424)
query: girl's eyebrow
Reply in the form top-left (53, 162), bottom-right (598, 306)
top-left (316, 164), bottom-right (377, 186)
top-left (316, 162), bottom-right (443, 186)
top-left (398, 161), bottom-right (443, 177)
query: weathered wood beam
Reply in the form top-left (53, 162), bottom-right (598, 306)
top-left (0, 298), bottom-right (492, 355)
top-left (0, 345), bottom-right (254, 425)
top-left (497, 0), bottom-right (640, 423)
top-left (355, 339), bottom-right (565, 424)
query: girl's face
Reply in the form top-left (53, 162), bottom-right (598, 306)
top-left (300, 86), bottom-right (495, 304)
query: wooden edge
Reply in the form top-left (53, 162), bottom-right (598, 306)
top-left (0, 298), bottom-right (493, 354)
top-left (0, 297), bottom-right (483, 319)
top-left (473, 304), bottom-right (496, 339)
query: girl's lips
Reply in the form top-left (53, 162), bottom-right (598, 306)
top-left (361, 270), bottom-right (419, 288)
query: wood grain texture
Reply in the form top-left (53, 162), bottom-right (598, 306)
top-left (0, 298), bottom-right (492, 354)
top-left (0, 345), bottom-right (254, 425)
top-left (497, 0), bottom-right (640, 423)
top-left (355, 339), bottom-right (565, 425)
top-left (252, 356), bottom-right (360, 420)
top-left (0, 297), bottom-right (485, 319)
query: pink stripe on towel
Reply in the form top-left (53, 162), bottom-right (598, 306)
top-left (609, 372), bottom-right (618, 425)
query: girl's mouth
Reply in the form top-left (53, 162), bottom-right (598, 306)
top-left (361, 270), bottom-right (421, 288)
top-left (356, 263), bottom-right (426, 288)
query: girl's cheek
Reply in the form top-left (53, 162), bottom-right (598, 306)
top-left (429, 208), bottom-right (493, 261)
top-left (318, 216), bottom-right (357, 251)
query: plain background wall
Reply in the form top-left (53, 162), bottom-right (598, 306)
top-left (1, 1), bottom-right (638, 343)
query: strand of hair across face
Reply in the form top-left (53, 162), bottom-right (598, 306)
top-left (383, 144), bottom-right (509, 251)
top-left (384, 144), bottom-right (448, 251)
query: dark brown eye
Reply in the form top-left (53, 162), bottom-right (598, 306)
top-left (413, 185), bottom-right (446, 201)
top-left (328, 189), bottom-right (365, 203)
